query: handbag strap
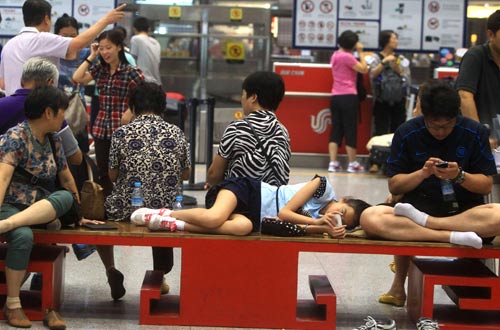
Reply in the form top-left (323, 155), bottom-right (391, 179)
top-left (243, 117), bottom-right (281, 181)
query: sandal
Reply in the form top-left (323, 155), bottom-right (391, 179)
top-left (3, 306), bottom-right (32, 328)
top-left (43, 308), bottom-right (66, 330)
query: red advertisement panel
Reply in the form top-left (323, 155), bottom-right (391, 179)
top-left (274, 63), bottom-right (371, 154)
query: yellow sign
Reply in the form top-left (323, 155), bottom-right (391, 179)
top-left (226, 42), bottom-right (245, 61)
top-left (230, 8), bottom-right (243, 21)
top-left (234, 111), bottom-right (243, 120)
top-left (169, 6), bottom-right (182, 19)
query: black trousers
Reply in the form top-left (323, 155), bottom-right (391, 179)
top-left (152, 247), bottom-right (174, 273)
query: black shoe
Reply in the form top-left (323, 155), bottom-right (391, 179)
top-left (106, 267), bottom-right (126, 300)
top-left (72, 244), bottom-right (96, 261)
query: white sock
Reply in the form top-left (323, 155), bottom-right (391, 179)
top-left (175, 220), bottom-right (185, 231)
top-left (450, 231), bottom-right (482, 249)
top-left (394, 203), bottom-right (429, 227)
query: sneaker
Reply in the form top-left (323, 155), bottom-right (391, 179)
top-left (328, 161), bottom-right (342, 172)
top-left (72, 244), bottom-right (96, 261)
top-left (147, 215), bottom-right (177, 232)
top-left (106, 267), bottom-right (126, 300)
top-left (131, 208), bottom-right (171, 225)
top-left (352, 316), bottom-right (396, 330)
top-left (347, 161), bottom-right (365, 173)
top-left (416, 317), bottom-right (440, 330)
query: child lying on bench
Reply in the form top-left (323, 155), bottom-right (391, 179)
top-left (131, 175), bottom-right (371, 238)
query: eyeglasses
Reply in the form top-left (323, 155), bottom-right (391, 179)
top-left (424, 119), bottom-right (456, 131)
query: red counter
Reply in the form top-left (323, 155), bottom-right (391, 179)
top-left (274, 63), bottom-right (372, 154)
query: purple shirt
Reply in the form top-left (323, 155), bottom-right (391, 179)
top-left (0, 89), bottom-right (78, 157)
top-left (330, 50), bottom-right (358, 96)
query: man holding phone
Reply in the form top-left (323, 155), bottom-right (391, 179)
top-left (361, 80), bottom-right (497, 308)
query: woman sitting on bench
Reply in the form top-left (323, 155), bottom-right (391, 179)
top-left (131, 175), bottom-right (371, 238)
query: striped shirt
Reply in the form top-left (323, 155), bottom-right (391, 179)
top-left (218, 110), bottom-right (291, 186)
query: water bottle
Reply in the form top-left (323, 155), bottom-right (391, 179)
top-left (173, 195), bottom-right (183, 211)
top-left (131, 181), bottom-right (144, 210)
top-left (440, 179), bottom-right (459, 214)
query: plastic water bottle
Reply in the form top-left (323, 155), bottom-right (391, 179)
top-left (131, 181), bottom-right (144, 210)
top-left (173, 195), bottom-right (183, 211)
top-left (440, 179), bottom-right (459, 214)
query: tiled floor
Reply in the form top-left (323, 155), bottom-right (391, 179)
top-left (18, 167), bottom-right (456, 330)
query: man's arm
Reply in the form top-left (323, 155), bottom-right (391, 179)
top-left (459, 90), bottom-right (480, 122)
top-left (388, 159), bottom-right (435, 195)
top-left (66, 4), bottom-right (126, 58)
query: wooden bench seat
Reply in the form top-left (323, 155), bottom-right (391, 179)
top-left (19, 223), bottom-right (500, 329)
top-left (0, 243), bottom-right (65, 321)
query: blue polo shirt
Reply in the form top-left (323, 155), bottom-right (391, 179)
top-left (387, 115), bottom-right (497, 205)
top-left (0, 88), bottom-right (30, 134)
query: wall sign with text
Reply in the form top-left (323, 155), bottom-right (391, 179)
top-left (293, 0), bottom-right (468, 52)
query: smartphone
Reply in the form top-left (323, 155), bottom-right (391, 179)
top-left (436, 161), bottom-right (448, 168)
top-left (333, 214), bottom-right (343, 227)
top-left (83, 223), bottom-right (118, 230)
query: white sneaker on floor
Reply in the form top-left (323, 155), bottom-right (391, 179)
top-left (416, 317), bottom-right (439, 330)
top-left (352, 316), bottom-right (396, 330)
top-left (328, 161), bottom-right (342, 172)
top-left (131, 208), bottom-right (171, 225)
top-left (347, 161), bottom-right (365, 173)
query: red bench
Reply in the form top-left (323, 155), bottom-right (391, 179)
top-left (0, 243), bottom-right (65, 321)
top-left (408, 257), bottom-right (500, 330)
top-left (24, 223), bottom-right (500, 329)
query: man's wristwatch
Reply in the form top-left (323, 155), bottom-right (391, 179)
top-left (452, 167), bottom-right (465, 184)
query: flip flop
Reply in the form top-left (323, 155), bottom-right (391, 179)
top-left (378, 293), bottom-right (405, 307)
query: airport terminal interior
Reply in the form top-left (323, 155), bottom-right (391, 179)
top-left (19, 165), bottom-right (469, 330)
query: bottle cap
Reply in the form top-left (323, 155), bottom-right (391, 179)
top-left (134, 182), bottom-right (141, 187)
top-left (176, 195), bottom-right (183, 201)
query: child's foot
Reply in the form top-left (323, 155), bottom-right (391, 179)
top-left (131, 208), bottom-right (171, 225)
top-left (394, 203), bottom-right (428, 227)
top-left (450, 231), bottom-right (482, 249)
top-left (147, 215), bottom-right (177, 232)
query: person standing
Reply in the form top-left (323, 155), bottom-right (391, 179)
top-left (0, 0), bottom-right (126, 96)
top-left (361, 80), bottom-right (496, 308)
top-left (456, 10), bottom-right (500, 145)
top-left (368, 30), bottom-right (410, 173)
top-left (327, 30), bottom-right (369, 173)
top-left (130, 16), bottom-right (162, 86)
top-left (72, 29), bottom-right (144, 197)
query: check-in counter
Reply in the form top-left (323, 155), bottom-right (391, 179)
top-left (273, 62), bottom-right (372, 155)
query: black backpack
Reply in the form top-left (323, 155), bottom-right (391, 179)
top-left (375, 53), bottom-right (407, 105)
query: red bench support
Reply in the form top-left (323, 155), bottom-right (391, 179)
top-left (0, 244), bottom-right (65, 321)
top-left (408, 257), bottom-right (500, 330)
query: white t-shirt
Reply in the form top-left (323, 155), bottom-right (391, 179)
top-left (0, 27), bottom-right (72, 96)
top-left (130, 34), bottom-right (161, 85)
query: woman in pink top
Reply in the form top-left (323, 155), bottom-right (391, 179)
top-left (327, 30), bottom-right (368, 173)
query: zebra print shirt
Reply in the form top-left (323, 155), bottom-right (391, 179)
top-left (218, 110), bottom-right (291, 186)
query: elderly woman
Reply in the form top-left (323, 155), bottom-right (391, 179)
top-left (0, 86), bottom-right (101, 328)
top-left (98, 82), bottom-right (191, 301)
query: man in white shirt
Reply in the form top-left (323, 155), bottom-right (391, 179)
top-left (0, 0), bottom-right (126, 96)
top-left (130, 16), bottom-right (162, 85)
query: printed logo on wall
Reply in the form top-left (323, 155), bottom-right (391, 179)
top-left (311, 108), bottom-right (331, 134)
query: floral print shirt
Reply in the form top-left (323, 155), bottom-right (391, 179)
top-left (0, 121), bottom-right (67, 205)
top-left (106, 114), bottom-right (191, 221)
